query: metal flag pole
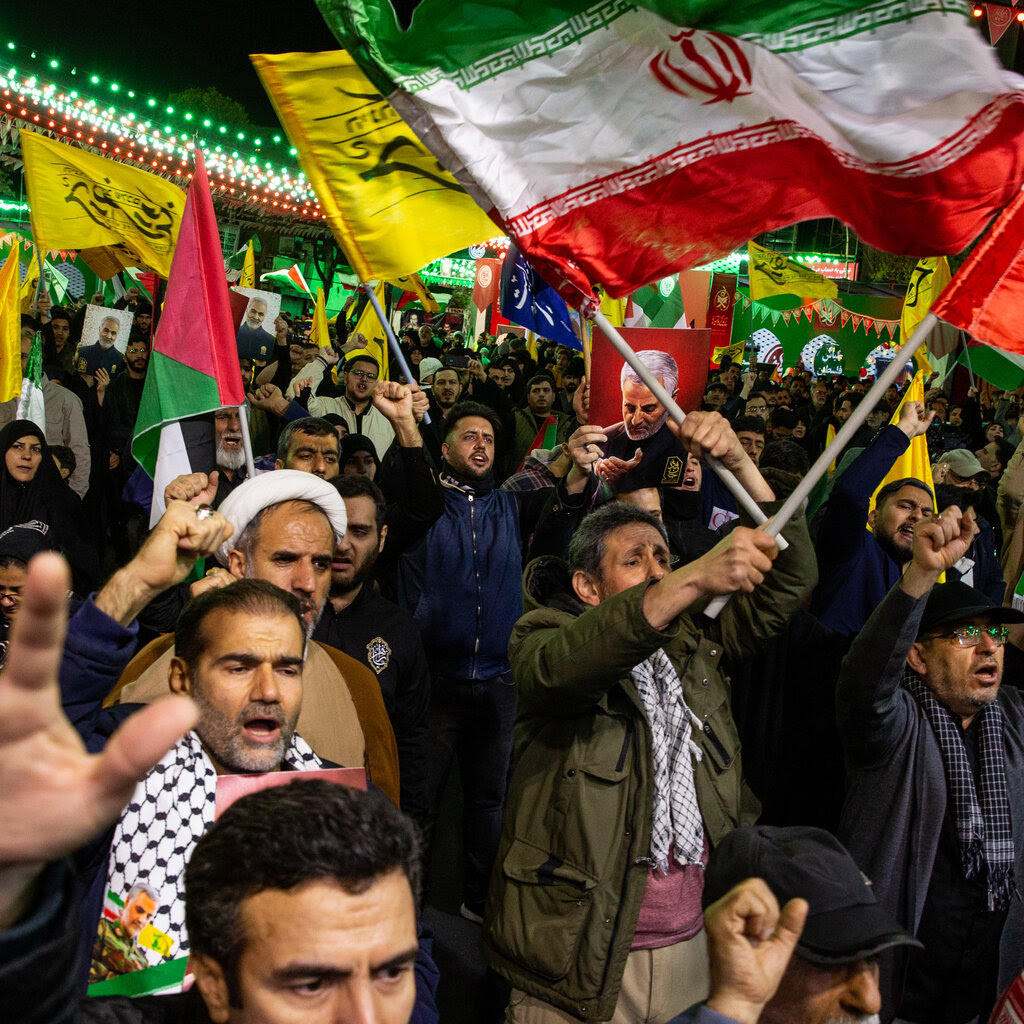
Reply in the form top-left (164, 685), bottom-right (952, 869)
top-left (363, 281), bottom-right (432, 426)
top-left (591, 308), bottom-right (786, 547)
top-left (702, 312), bottom-right (936, 617)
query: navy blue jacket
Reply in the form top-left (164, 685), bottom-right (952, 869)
top-left (810, 424), bottom-right (912, 636)
top-left (399, 477), bottom-right (524, 679)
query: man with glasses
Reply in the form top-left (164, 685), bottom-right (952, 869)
top-left (836, 504), bottom-right (1024, 1024)
top-left (307, 354), bottom-right (396, 460)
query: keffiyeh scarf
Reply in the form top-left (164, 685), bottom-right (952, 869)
top-left (905, 672), bottom-right (1017, 911)
top-left (631, 648), bottom-right (705, 874)
top-left (97, 729), bottom-right (323, 970)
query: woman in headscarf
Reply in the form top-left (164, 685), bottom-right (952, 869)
top-left (0, 420), bottom-right (98, 590)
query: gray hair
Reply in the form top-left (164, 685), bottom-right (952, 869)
top-left (125, 881), bottom-right (160, 904)
top-left (567, 501), bottom-right (670, 579)
top-left (620, 350), bottom-right (678, 394)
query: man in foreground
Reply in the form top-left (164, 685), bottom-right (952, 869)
top-left (486, 411), bottom-right (816, 1022)
top-left (667, 825), bottom-right (920, 1024)
top-left (0, 567), bottom-right (423, 1022)
top-left (837, 504), bottom-right (1024, 1023)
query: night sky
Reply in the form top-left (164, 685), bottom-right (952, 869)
top-left (0, 4), bottom-right (352, 129)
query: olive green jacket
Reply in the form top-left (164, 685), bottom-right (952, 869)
top-left (483, 507), bottom-right (817, 1021)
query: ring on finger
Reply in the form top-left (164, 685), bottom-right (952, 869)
top-left (194, 504), bottom-right (215, 521)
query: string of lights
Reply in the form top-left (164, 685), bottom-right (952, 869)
top-left (0, 40), bottom-right (323, 222)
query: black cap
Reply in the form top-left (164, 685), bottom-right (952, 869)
top-left (918, 580), bottom-right (1024, 637)
top-left (704, 826), bottom-right (921, 965)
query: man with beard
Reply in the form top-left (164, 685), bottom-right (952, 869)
top-left (235, 297), bottom-right (275, 363)
top-left (837, 507), bottom-right (1024, 1024)
top-left (596, 350), bottom-right (688, 493)
top-left (107, 340), bottom-right (150, 466)
top-left (811, 400), bottom-right (935, 635)
top-left (505, 374), bottom-right (573, 479)
top-left (314, 474), bottom-right (431, 827)
top-left (303, 353), bottom-right (396, 460)
top-left (399, 402), bottom-right (535, 921)
top-left (116, 472), bottom-right (401, 797)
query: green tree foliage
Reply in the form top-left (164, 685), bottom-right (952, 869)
top-left (167, 87), bottom-right (252, 128)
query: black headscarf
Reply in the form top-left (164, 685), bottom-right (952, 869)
top-left (0, 420), bottom-right (97, 589)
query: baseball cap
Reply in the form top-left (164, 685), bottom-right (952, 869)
top-left (703, 826), bottom-right (921, 965)
top-left (937, 449), bottom-right (986, 479)
top-left (917, 580), bottom-right (1024, 636)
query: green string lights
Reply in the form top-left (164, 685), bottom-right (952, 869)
top-left (1, 38), bottom-right (316, 220)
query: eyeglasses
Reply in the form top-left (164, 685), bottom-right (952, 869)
top-left (347, 369), bottom-right (378, 381)
top-left (928, 625), bottom-right (1010, 647)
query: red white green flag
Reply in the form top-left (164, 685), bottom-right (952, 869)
top-left (132, 148), bottom-right (244, 520)
top-left (321, 0), bottom-right (1024, 302)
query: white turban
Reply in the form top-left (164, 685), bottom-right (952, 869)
top-left (216, 469), bottom-right (347, 564)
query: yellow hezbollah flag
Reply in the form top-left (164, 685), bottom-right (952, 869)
top-left (309, 287), bottom-right (331, 349)
top-left (240, 240), bottom-right (256, 289)
top-left (869, 372), bottom-right (936, 516)
top-left (599, 287), bottom-right (626, 327)
top-left (20, 130), bottom-right (184, 279)
top-left (747, 241), bottom-right (838, 302)
top-left (901, 257), bottom-right (951, 376)
top-left (713, 339), bottom-right (746, 367)
top-left (389, 272), bottom-right (439, 314)
top-left (348, 282), bottom-right (389, 380)
top-left (251, 50), bottom-right (495, 281)
top-left (0, 241), bottom-right (23, 401)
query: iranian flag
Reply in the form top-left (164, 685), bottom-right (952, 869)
top-left (321, 0), bottom-right (1024, 301)
top-left (132, 148), bottom-right (245, 524)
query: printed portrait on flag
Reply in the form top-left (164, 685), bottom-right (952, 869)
top-left (232, 287), bottom-right (280, 363)
top-left (90, 877), bottom-right (171, 985)
top-left (588, 327), bottom-right (710, 494)
top-left (77, 305), bottom-right (134, 377)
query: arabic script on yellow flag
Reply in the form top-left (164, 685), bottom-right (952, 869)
top-left (20, 131), bottom-right (184, 279)
top-left (747, 241), bottom-right (838, 302)
top-left (252, 50), bottom-right (496, 281)
top-left (348, 282), bottom-right (390, 380)
top-left (901, 257), bottom-right (951, 376)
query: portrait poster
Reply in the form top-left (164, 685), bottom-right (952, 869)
top-left (75, 304), bottom-right (135, 376)
top-left (232, 287), bottom-right (280, 362)
top-left (586, 327), bottom-right (710, 494)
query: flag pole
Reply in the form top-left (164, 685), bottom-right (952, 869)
top-left (702, 312), bottom-right (936, 617)
top-left (591, 309), bottom-right (785, 544)
top-left (362, 281), bottom-right (432, 426)
top-left (32, 247), bottom-right (45, 305)
top-left (238, 402), bottom-right (257, 479)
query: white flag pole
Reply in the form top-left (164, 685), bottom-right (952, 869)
top-left (238, 402), bottom-right (257, 479)
top-left (363, 282), bottom-right (432, 426)
top-left (702, 313), bottom-right (935, 617)
top-left (591, 309), bottom-right (786, 546)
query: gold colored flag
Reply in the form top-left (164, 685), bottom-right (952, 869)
top-left (252, 50), bottom-right (496, 281)
top-left (901, 257), bottom-right (951, 376)
top-left (348, 282), bottom-right (390, 380)
top-left (747, 241), bottom-right (838, 302)
top-left (309, 287), bottom-right (332, 349)
top-left (240, 240), bottom-right (256, 289)
top-left (20, 130), bottom-right (184, 279)
top-left (712, 339), bottom-right (746, 366)
top-left (0, 241), bottom-right (23, 401)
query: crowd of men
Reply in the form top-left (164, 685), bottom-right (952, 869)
top-left (2, 290), bottom-right (1024, 1024)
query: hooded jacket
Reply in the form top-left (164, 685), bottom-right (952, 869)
top-left (483, 503), bottom-right (817, 1020)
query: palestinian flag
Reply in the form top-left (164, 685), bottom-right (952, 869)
top-left (132, 149), bottom-right (245, 525)
top-left (260, 264), bottom-right (312, 296)
top-left (322, 0), bottom-right (1024, 301)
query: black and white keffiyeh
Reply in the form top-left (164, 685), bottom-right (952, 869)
top-left (631, 648), bottom-right (705, 874)
top-left (905, 672), bottom-right (1017, 911)
top-left (98, 729), bottom-right (323, 969)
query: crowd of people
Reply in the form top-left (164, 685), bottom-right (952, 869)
top-left (2, 287), bottom-right (1024, 1024)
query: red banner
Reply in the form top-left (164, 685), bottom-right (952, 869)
top-left (472, 258), bottom-right (502, 310)
top-left (707, 273), bottom-right (737, 361)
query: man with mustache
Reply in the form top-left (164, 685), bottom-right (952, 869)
top-left (837, 505), bottom-right (1024, 1024)
top-left (117, 472), bottom-right (400, 798)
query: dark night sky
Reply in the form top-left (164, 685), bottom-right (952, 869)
top-left (0, 4), bottom-right (348, 130)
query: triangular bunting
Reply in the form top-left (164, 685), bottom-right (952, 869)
top-left (851, 315), bottom-right (863, 332)
top-left (986, 3), bottom-right (1016, 43)
top-left (840, 311), bottom-right (851, 327)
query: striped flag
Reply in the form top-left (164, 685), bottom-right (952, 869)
top-left (261, 264), bottom-right (312, 296)
top-left (132, 149), bottom-right (245, 525)
top-left (321, 0), bottom-right (1024, 302)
